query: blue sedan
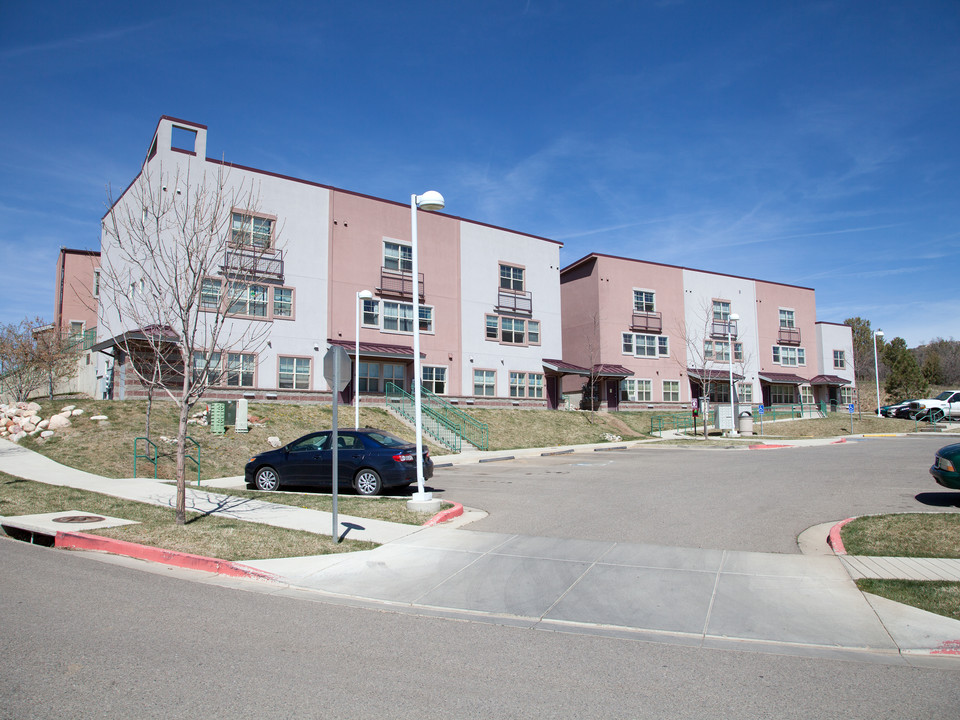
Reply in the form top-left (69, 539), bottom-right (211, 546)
top-left (244, 428), bottom-right (433, 496)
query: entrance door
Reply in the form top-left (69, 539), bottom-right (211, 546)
top-left (546, 375), bottom-right (559, 409)
top-left (606, 380), bottom-right (619, 411)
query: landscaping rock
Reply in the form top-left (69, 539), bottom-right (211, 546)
top-left (90, 415), bottom-right (108, 421)
top-left (71, 408), bottom-right (84, 416)
top-left (40, 430), bottom-right (54, 439)
top-left (48, 414), bottom-right (71, 430)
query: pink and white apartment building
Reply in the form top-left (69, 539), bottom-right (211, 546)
top-left (560, 253), bottom-right (855, 410)
top-left (97, 117), bottom-right (576, 407)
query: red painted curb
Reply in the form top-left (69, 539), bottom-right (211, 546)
top-left (827, 518), bottom-right (856, 555)
top-left (423, 502), bottom-right (464, 527)
top-left (749, 444), bottom-right (791, 450)
top-left (932, 640), bottom-right (960, 655)
top-left (831, 438), bottom-right (848, 444)
top-left (55, 531), bottom-right (277, 581)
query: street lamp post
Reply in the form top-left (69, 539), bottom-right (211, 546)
top-left (410, 191), bottom-right (445, 504)
top-left (728, 313), bottom-right (740, 436)
top-left (355, 289), bottom-right (373, 429)
top-left (874, 329), bottom-right (884, 416)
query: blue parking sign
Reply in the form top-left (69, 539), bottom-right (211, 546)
top-left (758, 404), bottom-right (765, 415)
top-left (848, 403), bottom-right (855, 414)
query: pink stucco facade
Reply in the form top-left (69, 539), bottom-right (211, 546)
top-left (54, 248), bottom-right (100, 335)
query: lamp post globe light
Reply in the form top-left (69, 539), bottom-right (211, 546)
top-left (355, 289), bottom-right (373, 429)
top-left (409, 191), bottom-right (444, 507)
top-left (874, 329), bottom-right (884, 416)
top-left (728, 313), bottom-right (740, 436)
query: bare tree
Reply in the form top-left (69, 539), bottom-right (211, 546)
top-left (0, 318), bottom-right (47, 402)
top-left (100, 162), bottom-right (274, 524)
top-left (35, 325), bottom-right (85, 400)
top-left (580, 312), bottom-right (602, 413)
top-left (676, 300), bottom-right (751, 438)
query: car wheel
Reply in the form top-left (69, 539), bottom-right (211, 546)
top-left (354, 468), bottom-right (382, 496)
top-left (254, 466), bottom-right (281, 492)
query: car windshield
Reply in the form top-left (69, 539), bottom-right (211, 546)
top-left (365, 430), bottom-right (410, 448)
top-left (935, 391), bottom-right (953, 401)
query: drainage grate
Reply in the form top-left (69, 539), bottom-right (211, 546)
top-left (52, 515), bottom-right (106, 524)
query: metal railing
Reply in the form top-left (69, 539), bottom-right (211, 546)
top-left (379, 268), bottom-right (424, 300)
top-left (134, 437), bottom-right (158, 479)
top-left (778, 327), bottom-right (801, 345)
top-left (496, 288), bottom-right (533, 315)
top-left (222, 247), bottom-right (284, 281)
top-left (631, 311), bottom-right (662, 333)
top-left (649, 412), bottom-right (699, 436)
top-left (710, 320), bottom-right (738, 338)
top-left (385, 382), bottom-right (489, 452)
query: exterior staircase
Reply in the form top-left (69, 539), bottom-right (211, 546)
top-left (385, 382), bottom-right (489, 452)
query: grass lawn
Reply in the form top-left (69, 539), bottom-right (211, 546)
top-left (842, 513), bottom-right (960, 621)
top-left (856, 579), bottom-right (960, 622)
top-left (0, 473), bottom-right (378, 560)
top-left (841, 514), bottom-right (960, 558)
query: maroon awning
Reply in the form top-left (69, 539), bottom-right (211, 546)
top-left (542, 358), bottom-right (591, 376)
top-left (808, 374), bottom-right (850, 386)
top-left (758, 372), bottom-right (808, 385)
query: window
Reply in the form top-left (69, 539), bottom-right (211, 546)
top-left (358, 362), bottom-right (380, 392)
top-left (362, 299), bottom-right (380, 327)
top-left (707, 340), bottom-right (739, 362)
top-left (774, 346), bottom-right (805, 367)
top-left (225, 353), bottom-right (255, 387)
top-left (418, 305), bottom-right (433, 333)
top-left (486, 315), bottom-right (541, 345)
top-left (711, 382), bottom-right (731, 403)
top-left (621, 379), bottom-right (652, 402)
top-left (474, 369), bottom-right (496, 396)
top-left (738, 382), bottom-right (753, 403)
top-left (527, 321), bottom-right (540, 345)
top-left (658, 336), bottom-right (669, 357)
top-left (833, 350), bottom-right (846, 369)
top-left (800, 385), bottom-right (814, 405)
top-left (839, 387), bottom-right (854, 404)
top-left (633, 290), bottom-right (655, 313)
top-left (499, 264), bottom-right (524, 292)
top-left (231, 211), bottom-right (273, 249)
top-left (422, 366), bottom-right (446, 394)
top-left (384, 241), bottom-right (412, 272)
top-left (191, 351), bottom-right (222, 384)
top-left (93, 270), bottom-right (100, 298)
top-left (273, 288), bottom-right (293, 318)
top-left (228, 282), bottom-right (268, 317)
top-left (383, 302), bottom-right (414, 332)
top-left (528, 373), bottom-right (544, 399)
top-left (779, 309), bottom-right (795, 328)
top-left (201, 278), bottom-right (222, 310)
top-left (278, 357), bottom-right (311, 390)
top-left (382, 363), bottom-right (405, 391)
top-left (713, 301), bottom-right (731, 322)
top-left (771, 384), bottom-right (795, 404)
top-left (663, 380), bottom-right (680, 402)
top-left (510, 372), bottom-right (526, 398)
top-left (69, 321), bottom-right (84, 340)
top-left (624, 333), bottom-right (668, 357)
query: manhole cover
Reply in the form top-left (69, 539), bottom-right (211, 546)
top-left (52, 515), bottom-right (106, 524)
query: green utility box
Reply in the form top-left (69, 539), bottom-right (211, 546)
top-left (209, 402), bottom-right (226, 435)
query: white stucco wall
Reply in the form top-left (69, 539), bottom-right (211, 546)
top-left (816, 322), bottom-right (856, 385)
top-left (459, 223), bottom-right (562, 397)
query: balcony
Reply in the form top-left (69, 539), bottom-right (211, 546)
top-left (495, 288), bottom-right (533, 315)
top-left (778, 327), bottom-right (801, 345)
top-left (710, 320), bottom-right (738, 339)
top-left (631, 311), bottom-right (662, 333)
top-left (379, 268), bottom-right (424, 301)
top-left (222, 248), bottom-right (284, 281)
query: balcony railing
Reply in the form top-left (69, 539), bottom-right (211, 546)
top-left (221, 248), bottom-right (284, 281)
top-left (778, 327), bottom-right (801, 345)
top-left (631, 311), bottom-right (662, 333)
top-left (495, 288), bottom-right (533, 315)
top-left (710, 320), bottom-right (738, 339)
top-left (379, 268), bottom-right (424, 300)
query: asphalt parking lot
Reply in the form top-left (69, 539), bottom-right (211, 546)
top-left (429, 435), bottom-right (958, 554)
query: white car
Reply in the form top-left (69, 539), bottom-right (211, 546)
top-left (909, 391), bottom-right (960, 421)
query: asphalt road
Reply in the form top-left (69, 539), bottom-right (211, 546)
top-left (3, 538), bottom-right (959, 719)
top-left (429, 435), bottom-right (956, 553)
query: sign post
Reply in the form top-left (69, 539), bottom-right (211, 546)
top-left (691, 398), bottom-right (699, 436)
top-left (323, 345), bottom-right (352, 542)
top-left (848, 402), bottom-right (855, 434)
top-left (758, 403), bottom-right (765, 436)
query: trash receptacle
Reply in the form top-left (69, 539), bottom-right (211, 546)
top-left (738, 410), bottom-right (754, 436)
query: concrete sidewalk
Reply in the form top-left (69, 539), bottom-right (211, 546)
top-left (3, 436), bottom-right (960, 664)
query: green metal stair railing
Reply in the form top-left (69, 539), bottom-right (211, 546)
top-left (385, 382), bottom-right (489, 452)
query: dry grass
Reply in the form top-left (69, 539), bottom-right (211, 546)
top-left (18, 398), bottom-right (441, 481)
top-left (0, 473), bottom-right (375, 560)
top-left (756, 414), bottom-right (917, 438)
top-left (461, 408), bottom-right (649, 450)
top-left (841, 514), bottom-right (960, 558)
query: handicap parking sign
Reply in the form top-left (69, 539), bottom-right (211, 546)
top-left (758, 404), bottom-right (765, 415)
top-left (848, 403), bottom-right (855, 414)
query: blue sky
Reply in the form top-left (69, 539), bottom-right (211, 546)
top-left (1, 1), bottom-right (957, 346)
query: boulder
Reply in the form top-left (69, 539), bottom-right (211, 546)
top-left (60, 405), bottom-right (76, 413)
top-left (26, 402), bottom-right (41, 413)
top-left (40, 430), bottom-right (55, 439)
top-left (90, 415), bottom-right (108, 421)
top-left (22, 422), bottom-right (36, 433)
top-left (37, 419), bottom-right (49, 429)
top-left (48, 414), bottom-right (71, 430)
top-left (71, 408), bottom-right (84, 416)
